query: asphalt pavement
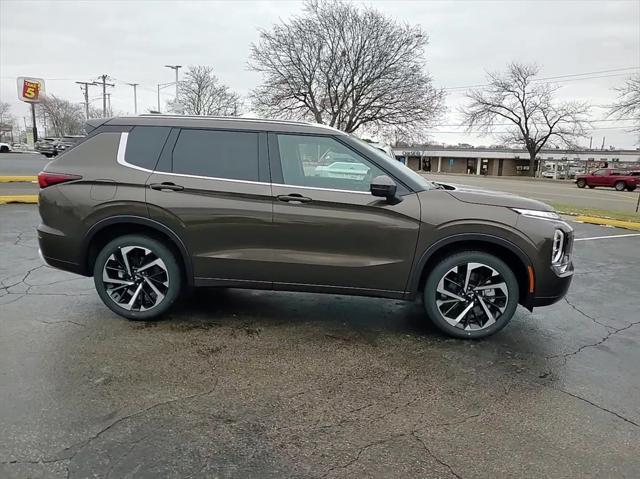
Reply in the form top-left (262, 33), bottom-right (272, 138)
top-left (0, 152), bottom-right (49, 175)
top-left (424, 172), bottom-right (640, 212)
top-left (1, 204), bottom-right (638, 478)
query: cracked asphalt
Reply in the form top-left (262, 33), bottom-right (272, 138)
top-left (0, 204), bottom-right (638, 478)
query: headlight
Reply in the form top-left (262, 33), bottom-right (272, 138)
top-left (512, 208), bottom-right (561, 220)
top-left (551, 229), bottom-right (565, 264)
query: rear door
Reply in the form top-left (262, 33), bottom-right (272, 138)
top-left (145, 127), bottom-right (273, 287)
top-left (268, 133), bottom-right (421, 295)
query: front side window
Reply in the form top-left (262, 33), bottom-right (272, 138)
top-left (172, 129), bottom-right (259, 181)
top-left (592, 169), bottom-right (606, 176)
top-left (276, 134), bottom-right (384, 192)
top-left (125, 126), bottom-right (171, 170)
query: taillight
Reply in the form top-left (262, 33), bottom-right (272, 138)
top-left (38, 171), bottom-right (82, 188)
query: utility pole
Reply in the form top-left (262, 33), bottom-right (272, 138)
top-left (76, 81), bottom-right (96, 119)
top-left (126, 83), bottom-right (139, 114)
top-left (30, 104), bottom-right (38, 142)
top-left (96, 74), bottom-right (115, 117)
top-left (106, 93), bottom-right (112, 116)
top-left (164, 65), bottom-right (182, 99)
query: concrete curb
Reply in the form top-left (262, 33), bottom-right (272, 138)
top-left (0, 176), bottom-right (38, 183)
top-left (576, 215), bottom-right (640, 231)
top-left (0, 195), bottom-right (38, 205)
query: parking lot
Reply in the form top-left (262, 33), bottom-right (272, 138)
top-left (1, 203), bottom-right (638, 478)
top-left (425, 172), bottom-right (640, 213)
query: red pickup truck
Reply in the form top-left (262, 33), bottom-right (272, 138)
top-left (575, 169), bottom-right (639, 191)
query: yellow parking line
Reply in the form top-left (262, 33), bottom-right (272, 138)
top-left (576, 215), bottom-right (640, 231)
top-left (0, 195), bottom-right (39, 205)
top-left (0, 176), bottom-right (38, 183)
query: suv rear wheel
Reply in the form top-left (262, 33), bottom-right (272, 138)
top-left (93, 234), bottom-right (182, 320)
top-left (423, 251), bottom-right (519, 339)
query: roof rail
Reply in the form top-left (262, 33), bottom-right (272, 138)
top-left (135, 114), bottom-right (340, 131)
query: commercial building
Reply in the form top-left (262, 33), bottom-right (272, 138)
top-left (393, 146), bottom-right (640, 176)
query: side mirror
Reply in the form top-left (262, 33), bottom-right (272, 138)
top-left (370, 175), bottom-right (398, 201)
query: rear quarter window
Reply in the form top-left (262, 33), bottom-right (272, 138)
top-left (125, 126), bottom-right (171, 170)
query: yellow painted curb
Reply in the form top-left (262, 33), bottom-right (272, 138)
top-left (0, 195), bottom-right (39, 205)
top-left (576, 215), bottom-right (640, 231)
top-left (0, 176), bottom-right (38, 183)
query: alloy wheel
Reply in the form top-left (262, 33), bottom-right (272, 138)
top-left (435, 262), bottom-right (508, 331)
top-left (102, 245), bottom-right (169, 311)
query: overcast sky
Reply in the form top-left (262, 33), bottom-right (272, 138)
top-left (1, 0), bottom-right (639, 148)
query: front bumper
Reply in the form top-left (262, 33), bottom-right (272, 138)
top-left (530, 270), bottom-right (573, 307)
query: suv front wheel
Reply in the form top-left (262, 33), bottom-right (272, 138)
top-left (93, 234), bottom-right (182, 320)
top-left (423, 251), bottom-right (519, 339)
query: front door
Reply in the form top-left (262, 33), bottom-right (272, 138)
top-left (146, 127), bottom-right (273, 286)
top-left (590, 168), bottom-right (608, 186)
top-left (268, 133), bottom-right (421, 295)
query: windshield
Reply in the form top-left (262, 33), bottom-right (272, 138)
top-left (349, 135), bottom-right (435, 190)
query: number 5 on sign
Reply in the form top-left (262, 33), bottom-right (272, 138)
top-left (17, 77), bottom-right (46, 103)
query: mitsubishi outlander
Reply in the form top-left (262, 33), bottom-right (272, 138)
top-left (37, 116), bottom-right (573, 338)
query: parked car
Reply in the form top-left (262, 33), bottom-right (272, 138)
top-left (0, 141), bottom-right (11, 153)
top-left (55, 135), bottom-right (85, 152)
top-left (314, 161), bottom-right (371, 180)
top-left (35, 138), bottom-right (59, 157)
top-left (541, 170), bottom-right (566, 179)
top-left (575, 168), bottom-right (639, 191)
top-left (37, 116), bottom-right (574, 339)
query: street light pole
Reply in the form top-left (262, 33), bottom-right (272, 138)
top-left (157, 82), bottom-right (176, 114)
top-left (126, 83), bottom-right (139, 114)
top-left (164, 65), bottom-right (182, 100)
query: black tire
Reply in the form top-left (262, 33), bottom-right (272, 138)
top-left (588, 185), bottom-right (595, 189)
top-left (423, 251), bottom-right (519, 339)
top-left (0, 145), bottom-right (9, 153)
top-left (627, 185), bottom-right (637, 192)
top-left (93, 234), bottom-right (182, 320)
top-left (576, 179), bottom-right (586, 188)
top-left (615, 181), bottom-right (626, 191)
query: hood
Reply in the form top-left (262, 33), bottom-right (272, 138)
top-left (438, 183), bottom-right (554, 211)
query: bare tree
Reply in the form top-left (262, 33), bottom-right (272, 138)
top-left (171, 66), bottom-right (241, 116)
top-left (38, 95), bottom-right (85, 136)
top-left (248, 0), bottom-right (444, 137)
top-left (608, 73), bottom-right (640, 133)
top-left (460, 62), bottom-right (590, 176)
top-left (0, 101), bottom-right (14, 125)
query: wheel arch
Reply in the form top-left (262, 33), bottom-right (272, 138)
top-left (82, 215), bottom-right (194, 287)
top-left (409, 234), bottom-right (534, 308)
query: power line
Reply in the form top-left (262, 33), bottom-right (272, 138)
top-left (429, 126), bottom-right (638, 134)
top-left (442, 66), bottom-right (639, 91)
top-left (431, 117), bottom-right (639, 128)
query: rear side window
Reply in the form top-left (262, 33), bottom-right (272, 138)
top-left (172, 129), bottom-right (259, 181)
top-left (125, 126), bottom-right (171, 170)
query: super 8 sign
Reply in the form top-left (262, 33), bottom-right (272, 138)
top-left (17, 77), bottom-right (46, 103)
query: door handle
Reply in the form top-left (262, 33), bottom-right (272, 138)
top-left (277, 194), bottom-right (312, 203)
top-left (149, 182), bottom-right (184, 192)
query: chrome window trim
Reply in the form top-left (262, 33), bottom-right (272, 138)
top-left (271, 183), bottom-right (371, 195)
top-left (116, 132), bottom-right (372, 195)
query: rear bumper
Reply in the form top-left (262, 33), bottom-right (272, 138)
top-left (37, 224), bottom-right (86, 276)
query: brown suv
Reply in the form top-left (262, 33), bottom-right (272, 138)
top-left (37, 116), bottom-right (573, 338)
